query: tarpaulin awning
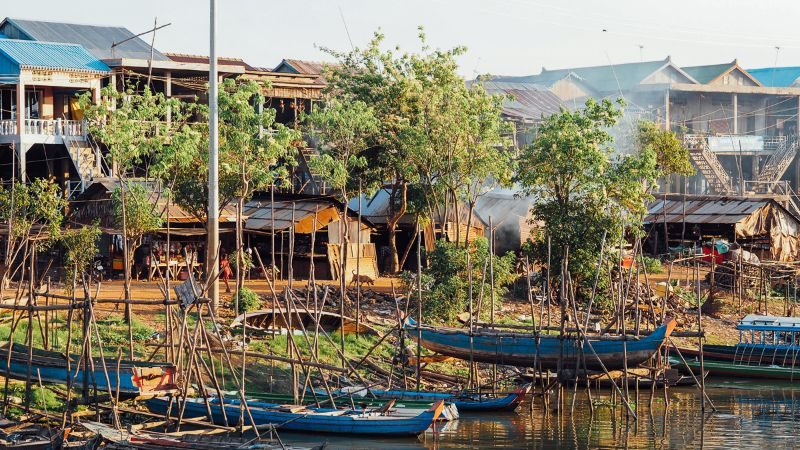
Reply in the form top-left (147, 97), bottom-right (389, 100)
top-left (243, 197), bottom-right (371, 234)
top-left (646, 194), bottom-right (800, 261)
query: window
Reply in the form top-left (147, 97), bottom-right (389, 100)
top-left (25, 91), bottom-right (41, 119)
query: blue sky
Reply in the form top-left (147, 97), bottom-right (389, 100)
top-left (5, 0), bottom-right (800, 77)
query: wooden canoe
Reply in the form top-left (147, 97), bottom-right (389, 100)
top-left (404, 318), bottom-right (676, 372)
top-left (147, 396), bottom-right (444, 436)
top-left (361, 384), bottom-right (531, 412)
top-left (231, 309), bottom-right (378, 336)
top-left (672, 356), bottom-right (800, 381)
top-left (244, 391), bottom-right (460, 421)
top-left (0, 342), bottom-right (179, 398)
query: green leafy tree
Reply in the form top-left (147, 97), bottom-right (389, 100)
top-left (324, 29), bottom-right (516, 269)
top-left (154, 78), bottom-right (300, 311)
top-left (636, 120), bottom-right (695, 184)
top-left (518, 99), bottom-right (659, 304)
top-left (0, 178), bottom-right (65, 292)
top-left (305, 99), bottom-right (379, 199)
top-left (81, 84), bottom-right (192, 324)
top-left (112, 184), bottom-right (163, 279)
top-left (61, 223), bottom-right (101, 293)
top-left (420, 77), bottom-right (515, 246)
top-left (322, 32), bottom-right (427, 273)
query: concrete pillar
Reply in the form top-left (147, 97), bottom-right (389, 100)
top-left (755, 97), bottom-right (767, 135)
top-left (664, 90), bottom-right (670, 131)
top-left (16, 81), bottom-right (25, 181)
top-left (732, 93), bottom-right (738, 135)
top-left (795, 96), bottom-right (800, 190)
top-left (165, 70), bottom-right (172, 126)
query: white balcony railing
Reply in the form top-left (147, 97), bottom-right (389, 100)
top-left (0, 120), bottom-right (17, 135)
top-left (25, 118), bottom-right (85, 137)
top-left (0, 118), bottom-right (85, 138)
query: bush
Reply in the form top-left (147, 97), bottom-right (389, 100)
top-left (642, 256), bottom-right (664, 274)
top-left (407, 237), bottom-right (517, 324)
top-left (234, 287), bottom-right (261, 313)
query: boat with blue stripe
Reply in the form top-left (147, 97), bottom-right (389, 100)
top-left (0, 342), bottom-right (179, 398)
top-left (404, 318), bottom-right (676, 371)
top-left (331, 384), bottom-right (530, 412)
top-left (146, 396), bottom-right (444, 436)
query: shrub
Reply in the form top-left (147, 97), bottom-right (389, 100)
top-left (642, 256), bottom-right (664, 274)
top-left (234, 287), bottom-right (261, 313)
top-left (407, 237), bottom-right (517, 324)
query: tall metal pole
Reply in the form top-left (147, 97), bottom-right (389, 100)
top-left (207, 0), bottom-right (220, 313)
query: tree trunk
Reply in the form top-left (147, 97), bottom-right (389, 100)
top-left (385, 181), bottom-right (407, 274)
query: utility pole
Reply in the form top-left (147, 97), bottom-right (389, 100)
top-left (207, 0), bottom-right (220, 312)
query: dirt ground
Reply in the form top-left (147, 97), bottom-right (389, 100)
top-left (37, 264), bottom-right (765, 349)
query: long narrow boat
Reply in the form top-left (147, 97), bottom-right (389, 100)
top-left (677, 315), bottom-right (800, 366)
top-left (671, 357), bottom-right (800, 381)
top-left (81, 421), bottom-right (317, 450)
top-left (243, 391), bottom-right (460, 421)
top-left (337, 384), bottom-right (530, 412)
top-left (0, 342), bottom-right (179, 398)
top-left (146, 397), bottom-right (444, 436)
top-left (404, 318), bottom-right (676, 372)
top-left (231, 309), bottom-right (378, 336)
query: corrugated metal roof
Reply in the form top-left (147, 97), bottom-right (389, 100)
top-left (2, 18), bottom-right (170, 61)
top-left (273, 59), bottom-right (331, 84)
top-left (748, 67), bottom-right (800, 87)
top-left (492, 58), bottom-right (696, 93)
top-left (349, 189), bottom-right (486, 228)
top-left (682, 62), bottom-right (734, 84)
top-left (165, 52), bottom-right (255, 70)
top-left (644, 195), bottom-right (786, 224)
top-left (477, 81), bottom-right (563, 122)
top-left (0, 38), bottom-right (109, 72)
top-left (243, 199), bottom-right (336, 232)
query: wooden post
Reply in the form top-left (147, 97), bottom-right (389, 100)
top-left (416, 223), bottom-right (422, 392)
top-left (16, 80), bottom-right (26, 180)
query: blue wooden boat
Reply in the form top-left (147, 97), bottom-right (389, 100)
top-left (146, 396), bottom-right (444, 436)
top-left (404, 318), bottom-right (676, 371)
top-left (333, 384), bottom-right (530, 412)
top-left (0, 342), bottom-right (179, 398)
top-left (677, 315), bottom-right (800, 367)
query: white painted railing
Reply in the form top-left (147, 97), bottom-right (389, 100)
top-left (0, 120), bottom-right (17, 135)
top-left (24, 118), bottom-right (85, 137)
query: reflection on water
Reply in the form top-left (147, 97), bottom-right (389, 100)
top-left (276, 381), bottom-right (800, 449)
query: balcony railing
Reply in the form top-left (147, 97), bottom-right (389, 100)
top-left (0, 118), bottom-right (85, 138)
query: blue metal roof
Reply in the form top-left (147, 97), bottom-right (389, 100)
top-left (747, 67), bottom-right (800, 87)
top-left (1, 18), bottom-right (170, 61)
top-left (0, 38), bottom-right (109, 72)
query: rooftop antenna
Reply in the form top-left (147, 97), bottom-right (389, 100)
top-left (638, 44), bottom-right (644, 62)
top-left (771, 46), bottom-right (781, 87)
top-left (110, 21), bottom-right (172, 58)
top-left (338, 6), bottom-right (355, 51)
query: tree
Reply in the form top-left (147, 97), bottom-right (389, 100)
top-left (305, 99), bottom-right (379, 200)
top-left (112, 183), bottom-right (163, 288)
top-left (517, 98), bottom-right (659, 303)
top-left (154, 78), bottom-right (300, 311)
top-left (322, 32), bottom-right (427, 273)
top-left (0, 178), bottom-right (65, 294)
top-left (419, 77), bottom-right (515, 246)
top-left (61, 223), bottom-right (101, 293)
top-left (81, 84), bottom-right (190, 323)
top-left (323, 29), bottom-right (516, 270)
top-left (636, 120), bottom-right (695, 187)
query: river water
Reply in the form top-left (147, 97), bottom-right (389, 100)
top-left (277, 379), bottom-right (800, 449)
